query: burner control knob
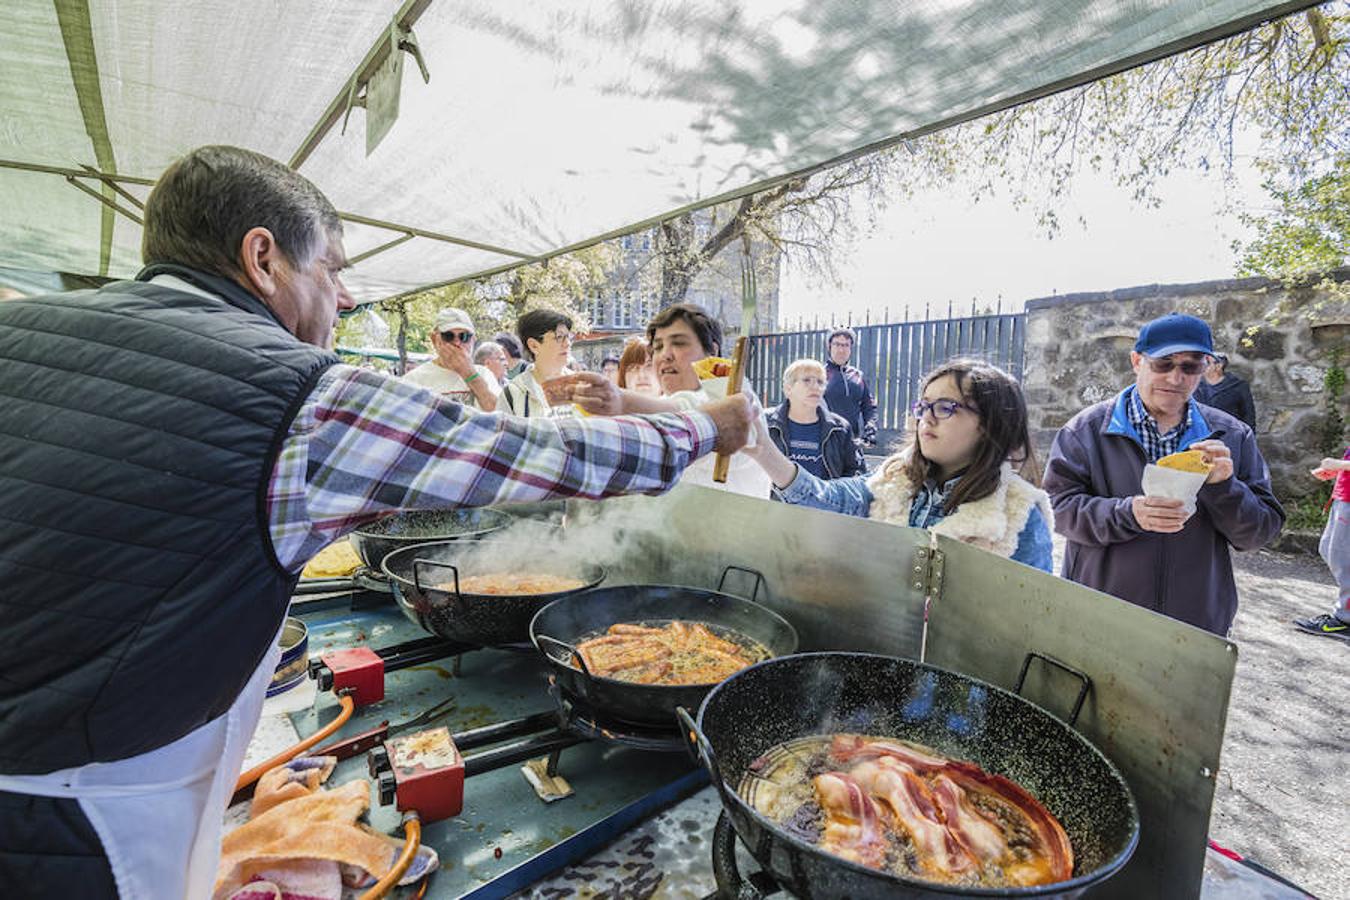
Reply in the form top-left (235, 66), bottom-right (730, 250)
top-left (377, 772), bottom-right (397, 807)
top-left (308, 661), bottom-right (334, 692)
top-left (368, 745), bottom-right (391, 777)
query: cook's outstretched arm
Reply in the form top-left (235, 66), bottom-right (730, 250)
top-left (268, 365), bottom-right (743, 568)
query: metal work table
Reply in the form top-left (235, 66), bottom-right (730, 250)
top-left (238, 485), bottom-right (1315, 898)
top-left (255, 598), bottom-right (1309, 900)
top-left (246, 599), bottom-right (707, 899)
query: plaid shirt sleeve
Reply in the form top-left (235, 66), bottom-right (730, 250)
top-left (268, 364), bottom-right (717, 570)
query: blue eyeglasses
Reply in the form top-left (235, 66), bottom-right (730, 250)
top-left (911, 398), bottom-right (976, 420)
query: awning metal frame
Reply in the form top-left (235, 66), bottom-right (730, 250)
top-left (289, 0), bottom-right (436, 170)
top-left (64, 175), bottom-right (143, 226)
top-left (7, 0), bottom-right (1326, 302)
top-left (0, 158), bottom-right (533, 267)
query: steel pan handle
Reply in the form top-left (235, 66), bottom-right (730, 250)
top-left (533, 633), bottom-right (592, 678)
top-left (1015, 651), bottom-right (1092, 727)
top-left (675, 707), bottom-right (725, 790)
top-left (412, 559), bottom-right (462, 605)
top-left (717, 565), bottom-right (767, 604)
top-left (292, 575), bottom-right (358, 595)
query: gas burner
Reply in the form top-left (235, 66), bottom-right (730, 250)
top-left (548, 681), bottom-right (687, 753)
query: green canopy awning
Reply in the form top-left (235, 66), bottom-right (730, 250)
top-left (0, 0), bottom-right (1316, 303)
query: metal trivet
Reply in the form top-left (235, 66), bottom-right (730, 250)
top-left (548, 681), bottom-right (688, 753)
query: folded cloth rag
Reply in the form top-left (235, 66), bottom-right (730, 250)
top-left (215, 756), bottom-right (437, 900)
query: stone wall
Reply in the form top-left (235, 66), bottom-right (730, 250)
top-left (1022, 272), bottom-right (1349, 501)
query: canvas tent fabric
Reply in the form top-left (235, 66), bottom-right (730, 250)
top-left (0, 0), bottom-right (1317, 304)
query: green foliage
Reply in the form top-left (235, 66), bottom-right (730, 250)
top-left (893, 4), bottom-right (1350, 237)
top-left (1236, 153), bottom-right (1350, 289)
top-left (1285, 485), bottom-right (1333, 530)
top-left (337, 243), bottom-right (617, 361)
top-left (1321, 349), bottom-right (1347, 456)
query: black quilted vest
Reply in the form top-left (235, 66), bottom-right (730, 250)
top-left (0, 266), bottom-right (336, 773)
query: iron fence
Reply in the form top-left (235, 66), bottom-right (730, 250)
top-left (747, 313), bottom-right (1026, 441)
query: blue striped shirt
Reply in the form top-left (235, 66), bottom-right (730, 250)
top-left (1126, 387), bottom-right (1191, 463)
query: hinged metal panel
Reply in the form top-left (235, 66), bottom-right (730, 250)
top-left (924, 534), bottom-right (1236, 899)
top-left (561, 490), bottom-right (1235, 898)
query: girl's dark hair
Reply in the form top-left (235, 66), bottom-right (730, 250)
top-left (884, 358), bottom-right (1039, 513)
top-left (516, 309), bottom-right (574, 361)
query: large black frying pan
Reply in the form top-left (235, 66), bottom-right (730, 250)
top-left (679, 651), bottom-right (1138, 900)
top-left (348, 508), bottom-right (514, 571)
top-left (530, 567), bottom-right (799, 729)
top-left (382, 537), bottom-right (605, 647)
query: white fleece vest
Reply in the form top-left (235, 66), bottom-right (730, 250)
top-left (866, 457), bottom-right (1053, 559)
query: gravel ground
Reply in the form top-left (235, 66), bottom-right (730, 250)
top-left (1050, 536), bottom-right (1345, 900)
top-left (1215, 546), bottom-right (1345, 900)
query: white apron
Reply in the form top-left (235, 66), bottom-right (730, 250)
top-left (0, 625), bottom-right (283, 900)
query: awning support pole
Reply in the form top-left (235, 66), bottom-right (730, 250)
top-left (65, 176), bottom-right (143, 226)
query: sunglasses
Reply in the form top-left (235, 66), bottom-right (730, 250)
top-left (1143, 355), bottom-right (1209, 375)
top-left (911, 398), bottom-right (976, 420)
top-left (441, 330), bottom-right (474, 343)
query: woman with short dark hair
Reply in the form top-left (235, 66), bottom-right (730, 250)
top-left (502, 309), bottom-right (576, 417)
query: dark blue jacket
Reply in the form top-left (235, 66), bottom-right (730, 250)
top-left (823, 360), bottom-right (877, 443)
top-left (1193, 374), bottom-right (1256, 428)
top-left (0, 266), bottom-right (336, 772)
top-left (766, 401), bottom-right (865, 479)
top-left (1044, 389), bottom-right (1283, 635)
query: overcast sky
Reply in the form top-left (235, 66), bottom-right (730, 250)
top-left (776, 154), bottom-right (1271, 328)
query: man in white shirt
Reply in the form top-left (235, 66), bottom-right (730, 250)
top-left (401, 308), bottom-right (500, 410)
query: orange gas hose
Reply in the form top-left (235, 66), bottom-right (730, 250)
top-left (358, 813), bottom-right (421, 900)
top-left (234, 693), bottom-right (356, 793)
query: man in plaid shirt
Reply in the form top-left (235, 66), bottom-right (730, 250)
top-left (0, 145), bottom-right (754, 898)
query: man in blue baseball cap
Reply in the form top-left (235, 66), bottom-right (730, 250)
top-left (1043, 313), bottom-right (1284, 635)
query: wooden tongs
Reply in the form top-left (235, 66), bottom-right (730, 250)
top-left (712, 336), bottom-right (749, 483)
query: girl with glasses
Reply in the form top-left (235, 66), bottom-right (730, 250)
top-left (743, 358), bottom-right (1053, 571)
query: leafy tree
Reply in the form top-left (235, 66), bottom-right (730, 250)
top-left (652, 5), bottom-right (1348, 309)
top-left (655, 152), bottom-right (895, 307)
top-left (1236, 151), bottom-right (1349, 293)
top-left (901, 4), bottom-right (1348, 234)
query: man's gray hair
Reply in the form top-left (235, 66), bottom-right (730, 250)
top-left (473, 341), bottom-right (505, 364)
top-left (142, 145), bottom-right (341, 278)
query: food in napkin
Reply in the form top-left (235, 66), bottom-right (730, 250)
top-left (692, 357), bottom-right (733, 379)
top-left (300, 540), bottom-right (362, 579)
top-left (1142, 448), bottom-right (1213, 515)
top-left (1156, 450), bottom-right (1213, 474)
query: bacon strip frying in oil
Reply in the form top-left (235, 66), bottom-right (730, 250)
top-left (813, 772), bottom-right (889, 869)
top-left (788, 734), bottom-right (1075, 887)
